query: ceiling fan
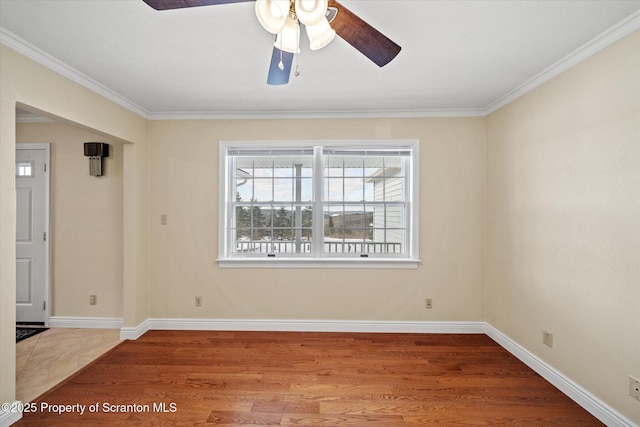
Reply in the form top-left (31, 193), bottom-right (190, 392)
top-left (142, 0), bottom-right (401, 85)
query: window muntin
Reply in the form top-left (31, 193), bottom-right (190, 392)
top-left (221, 141), bottom-right (418, 266)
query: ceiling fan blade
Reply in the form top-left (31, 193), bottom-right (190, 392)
top-left (267, 47), bottom-right (294, 85)
top-left (327, 0), bottom-right (401, 67)
top-left (142, 0), bottom-right (253, 11)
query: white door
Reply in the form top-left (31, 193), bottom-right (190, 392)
top-left (16, 145), bottom-right (50, 324)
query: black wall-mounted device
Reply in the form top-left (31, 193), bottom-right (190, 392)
top-left (84, 142), bottom-right (109, 176)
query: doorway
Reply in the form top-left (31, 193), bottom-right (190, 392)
top-left (15, 143), bottom-right (50, 325)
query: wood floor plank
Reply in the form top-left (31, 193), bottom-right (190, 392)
top-left (251, 398), bottom-right (319, 414)
top-left (281, 413), bottom-right (406, 426)
top-left (16, 331), bottom-right (603, 426)
top-left (207, 411), bottom-right (282, 425)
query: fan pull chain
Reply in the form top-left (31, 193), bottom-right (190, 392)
top-left (294, 22), bottom-right (300, 76)
top-left (278, 35), bottom-right (284, 70)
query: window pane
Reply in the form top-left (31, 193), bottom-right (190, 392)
top-left (343, 178), bottom-right (363, 201)
top-left (273, 178), bottom-right (293, 201)
top-left (234, 228), bottom-right (251, 253)
top-left (385, 205), bottom-right (405, 231)
top-left (324, 205), bottom-right (343, 238)
top-left (383, 156), bottom-right (403, 175)
top-left (253, 179), bottom-right (272, 201)
top-left (382, 177), bottom-right (405, 201)
top-left (343, 164), bottom-right (363, 178)
top-left (363, 180), bottom-right (375, 201)
top-left (230, 151), bottom-right (313, 256)
top-left (363, 156), bottom-right (384, 170)
top-left (299, 178), bottom-right (313, 202)
top-left (16, 162), bottom-right (33, 177)
top-left (235, 205), bottom-right (250, 229)
top-left (322, 148), bottom-right (409, 255)
top-left (235, 179), bottom-right (253, 202)
top-left (323, 204), bottom-right (376, 253)
top-left (326, 156), bottom-right (344, 175)
top-left (250, 206), bottom-right (269, 228)
top-left (325, 178), bottom-right (343, 201)
top-left (369, 205), bottom-right (406, 254)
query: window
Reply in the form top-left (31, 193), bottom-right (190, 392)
top-left (218, 140), bottom-right (419, 268)
top-left (16, 161), bottom-right (34, 177)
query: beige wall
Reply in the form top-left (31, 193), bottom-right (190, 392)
top-left (486, 30), bottom-right (640, 423)
top-left (148, 118), bottom-right (486, 321)
top-left (17, 123), bottom-right (124, 318)
top-left (0, 44), bottom-right (148, 407)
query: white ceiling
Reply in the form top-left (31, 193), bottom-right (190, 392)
top-left (1, 0), bottom-right (639, 119)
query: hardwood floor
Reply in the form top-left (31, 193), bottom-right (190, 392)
top-left (16, 331), bottom-right (603, 426)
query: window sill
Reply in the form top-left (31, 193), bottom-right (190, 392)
top-left (217, 257), bottom-right (421, 269)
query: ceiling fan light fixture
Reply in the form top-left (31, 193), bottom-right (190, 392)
top-left (274, 16), bottom-right (300, 53)
top-left (306, 17), bottom-right (335, 50)
top-left (295, 0), bottom-right (327, 26)
top-left (255, 0), bottom-right (289, 34)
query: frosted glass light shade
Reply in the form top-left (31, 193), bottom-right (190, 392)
top-left (306, 17), bottom-right (335, 50)
top-left (255, 0), bottom-right (289, 34)
top-left (295, 0), bottom-right (327, 26)
top-left (274, 16), bottom-right (300, 53)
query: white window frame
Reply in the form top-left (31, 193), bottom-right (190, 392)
top-left (217, 140), bottom-right (420, 269)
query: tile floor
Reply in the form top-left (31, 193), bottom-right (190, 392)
top-left (16, 328), bottom-right (122, 403)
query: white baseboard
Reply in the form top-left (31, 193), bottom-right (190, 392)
top-left (0, 403), bottom-right (22, 427)
top-left (48, 316), bottom-right (123, 329)
top-left (119, 319), bottom-right (151, 340)
top-left (129, 318), bottom-right (485, 335)
top-left (485, 324), bottom-right (636, 427)
top-left (118, 318), bottom-right (484, 341)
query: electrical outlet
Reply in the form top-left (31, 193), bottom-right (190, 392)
top-left (195, 296), bottom-right (202, 307)
top-left (543, 330), bottom-right (553, 348)
top-left (630, 376), bottom-right (640, 401)
top-left (89, 295), bottom-right (97, 306)
top-left (425, 298), bottom-right (433, 309)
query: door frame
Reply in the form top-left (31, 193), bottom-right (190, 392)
top-left (16, 143), bottom-right (51, 326)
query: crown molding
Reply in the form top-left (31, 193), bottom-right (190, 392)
top-left (483, 9), bottom-right (640, 115)
top-left (0, 27), bottom-right (151, 119)
top-left (3, 10), bottom-right (639, 121)
top-left (145, 108), bottom-right (487, 121)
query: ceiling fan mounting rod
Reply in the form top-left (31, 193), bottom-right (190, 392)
top-left (288, 0), bottom-right (297, 20)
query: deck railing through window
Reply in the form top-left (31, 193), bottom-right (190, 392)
top-left (235, 241), bottom-right (402, 254)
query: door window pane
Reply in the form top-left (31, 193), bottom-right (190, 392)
top-left (16, 162), bottom-right (33, 177)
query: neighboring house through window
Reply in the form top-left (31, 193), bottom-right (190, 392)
top-left (218, 140), bottom-right (420, 268)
